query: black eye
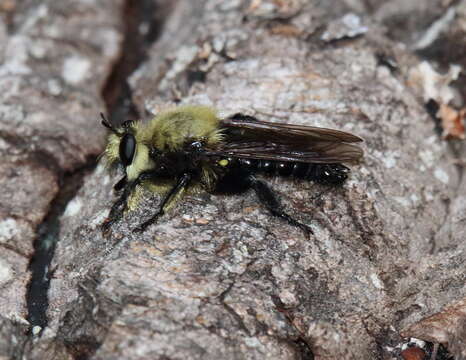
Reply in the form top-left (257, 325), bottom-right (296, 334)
top-left (119, 133), bottom-right (136, 166)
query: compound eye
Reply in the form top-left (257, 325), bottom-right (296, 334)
top-left (119, 133), bottom-right (136, 166)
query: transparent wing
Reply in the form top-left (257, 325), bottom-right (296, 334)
top-left (204, 114), bottom-right (363, 163)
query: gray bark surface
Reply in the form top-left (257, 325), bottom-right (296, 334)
top-left (0, 0), bottom-right (121, 334)
top-left (0, 1), bottom-right (465, 359)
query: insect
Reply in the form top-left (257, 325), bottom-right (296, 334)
top-left (101, 105), bottom-right (363, 234)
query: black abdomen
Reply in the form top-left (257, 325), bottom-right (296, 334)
top-left (226, 158), bottom-right (349, 185)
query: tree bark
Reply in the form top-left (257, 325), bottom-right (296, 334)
top-left (1, 1), bottom-right (465, 359)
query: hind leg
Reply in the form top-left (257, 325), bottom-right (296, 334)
top-left (215, 171), bottom-right (312, 234)
top-left (247, 175), bottom-right (313, 235)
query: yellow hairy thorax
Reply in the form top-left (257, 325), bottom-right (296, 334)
top-left (103, 105), bottom-right (223, 210)
top-left (146, 105), bottom-right (223, 151)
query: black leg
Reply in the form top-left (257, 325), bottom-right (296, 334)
top-left (133, 172), bottom-right (192, 233)
top-left (247, 175), bottom-right (313, 235)
top-left (113, 175), bottom-right (127, 192)
top-left (101, 171), bottom-right (159, 234)
top-left (229, 113), bottom-right (259, 122)
top-left (101, 182), bottom-right (135, 233)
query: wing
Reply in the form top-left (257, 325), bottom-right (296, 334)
top-left (205, 114), bottom-right (363, 163)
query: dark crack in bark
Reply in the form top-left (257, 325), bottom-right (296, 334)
top-left (25, 0), bottom-right (174, 339)
top-left (101, 0), bottom-right (173, 124)
top-left (26, 157), bottom-right (97, 334)
top-left (270, 294), bottom-right (315, 360)
top-left (57, 274), bottom-right (124, 360)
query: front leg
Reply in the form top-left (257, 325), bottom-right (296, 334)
top-left (133, 172), bottom-right (192, 233)
top-left (113, 175), bottom-right (127, 192)
top-left (101, 171), bottom-right (159, 234)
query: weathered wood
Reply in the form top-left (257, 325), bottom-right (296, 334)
top-left (1, 1), bottom-right (465, 359)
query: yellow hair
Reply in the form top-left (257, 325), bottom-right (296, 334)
top-left (103, 105), bottom-right (223, 211)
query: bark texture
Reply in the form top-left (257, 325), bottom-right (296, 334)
top-left (0, 0), bottom-right (121, 335)
top-left (0, 1), bottom-right (465, 359)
